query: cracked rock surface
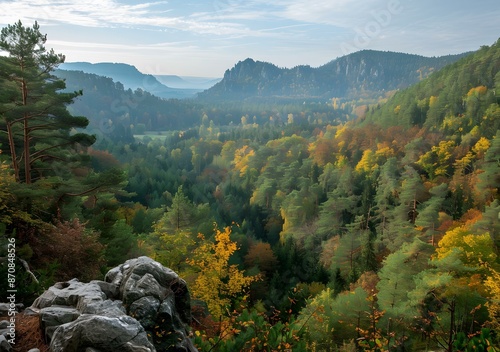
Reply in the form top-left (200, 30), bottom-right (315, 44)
top-left (29, 256), bottom-right (198, 352)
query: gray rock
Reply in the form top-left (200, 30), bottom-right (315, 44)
top-left (80, 299), bottom-right (126, 317)
top-left (31, 256), bottom-right (197, 352)
top-left (158, 294), bottom-right (176, 325)
top-left (50, 315), bottom-right (156, 352)
top-left (31, 279), bottom-right (106, 310)
top-left (103, 265), bottom-right (123, 286)
top-left (0, 335), bottom-right (10, 352)
top-left (0, 304), bottom-right (15, 317)
top-left (129, 296), bottom-right (160, 329)
top-left (90, 280), bottom-right (120, 299)
top-left (106, 256), bottom-right (192, 326)
top-left (22, 306), bottom-right (40, 316)
top-left (107, 257), bottom-right (179, 296)
top-left (122, 272), bottom-right (168, 305)
top-left (40, 306), bottom-right (80, 340)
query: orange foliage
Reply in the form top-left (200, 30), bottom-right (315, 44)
top-left (10, 313), bottom-right (49, 352)
top-left (467, 85), bottom-right (488, 97)
top-left (320, 235), bottom-right (341, 268)
top-left (350, 271), bottom-right (380, 294)
top-left (88, 148), bottom-right (121, 170)
top-left (244, 242), bottom-right (278, 274)
top-left (460, 208), bottom-right (483, 226)
top-left (309, 139), bottom-right (337, 166)
top-left (32, 218), bottom-right (105, 281)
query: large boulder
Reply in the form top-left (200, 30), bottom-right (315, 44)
top-left (29, 256), bottom-right (197, 352)
top-left (49, 315), bottom-right (156, 352)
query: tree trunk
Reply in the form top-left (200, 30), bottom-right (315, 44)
top-left (5, 122), bottom-right (20, 182)
top-left (21, 79), bottom-right (31, 184)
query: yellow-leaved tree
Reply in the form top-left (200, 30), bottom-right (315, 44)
top-left (484, 266), bottom-right (500, 332)
top-left (188, 225), bottom-right (260, 319)
top-left (435, 225), bottom-right (497, 267)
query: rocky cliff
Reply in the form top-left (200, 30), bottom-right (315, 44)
top-left (24, 257), bottom-right (197, 352)
top-left (197, 50), bottom-right (468, 101)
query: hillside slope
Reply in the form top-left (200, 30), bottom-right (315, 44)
top-left (198, 50), bottom-right (467, 101)
top-left (59, 62), bottom-right (201, 99)
top-left (364, 39), bottom-right (500, 136)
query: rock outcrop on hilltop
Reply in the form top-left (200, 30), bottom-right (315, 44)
top-left (27, 256), bottom-right (198, 352)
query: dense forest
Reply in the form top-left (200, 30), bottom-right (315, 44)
top-left (1, 21), bottom-right (499, 351)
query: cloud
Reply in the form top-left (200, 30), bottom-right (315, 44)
top-left (2, 0), bottom-right (498, 76)
top-left (278, 0), bottom-right (380, 27)
top-left (0, 0), bottom-right (250, 36)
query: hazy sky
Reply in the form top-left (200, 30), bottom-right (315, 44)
top-left (1, 0), bottom-right (499, 77)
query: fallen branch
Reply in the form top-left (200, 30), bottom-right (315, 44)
top-left (19, 258), bottom-right (39, 285)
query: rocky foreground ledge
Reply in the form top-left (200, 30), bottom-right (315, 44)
top-left (24, 256), bottom-right (198, 352)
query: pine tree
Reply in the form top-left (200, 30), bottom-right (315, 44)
top-left (373, 158), bottom-right (400, 244)
top-left (476, 130), bottom-right (500, 205)
top-left (0, 21), bottom-right (95, 185)
top-left (415, 183), bottom-right (448, 245)
top-left (377, 239), bottom-right (434, 326)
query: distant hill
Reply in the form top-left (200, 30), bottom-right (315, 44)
top-left (54, 69), bottom-right (203, 142)
top-left (198, 50), bottom-right (469, 101)
top-left (154, 75), bottom-right (221, 90)
top-left (59, 62), bottom-right (201, 99)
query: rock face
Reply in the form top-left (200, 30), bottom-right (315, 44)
top-left (30, 256), bottom-right (198, 352)
top-left (198, 51), bottom-right (468, 101)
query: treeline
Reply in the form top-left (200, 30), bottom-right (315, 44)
top-left (1, 21), bottom-right (500, 351)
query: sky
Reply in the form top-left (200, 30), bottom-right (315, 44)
top-left (1, 0), bottom-right (499, 77)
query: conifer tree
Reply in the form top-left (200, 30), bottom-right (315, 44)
top-left (0, 21), bottom-right (95, 185)
top-left (476, 130), bottom-right (500, 205)
top-left (415, 183), bottom-right (448, 245)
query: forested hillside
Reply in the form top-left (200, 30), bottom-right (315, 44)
top-left (199, 50), bottom-right (467, 101)
top-left (59, 62), bottom-right (202, 99)
top-left (55, 69), bottom-right (203, 137)
top-left (54, 69), bottom-right (351, 140)
top-left (1, 21), bottom-right (499, 351)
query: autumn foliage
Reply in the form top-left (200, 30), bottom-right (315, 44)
top-left (188, 225), bottom-right (260, 319)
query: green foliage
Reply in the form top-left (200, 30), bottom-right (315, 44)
top-left (298, 287), bottom-right (370, 349)
top-left (376, 239), bottom-right (434, 322)
top-left (102, 219), bottom-right (137, 267)
top-left (366, 39), bottom-right (500, 133)
top-left (0, 21), bottom-right (95, 187)
top-left (453, 328), bottom-right (498, 352)
top-left (194, 307), bottom-right (307, 352)
top-left (1, 20), bottom-right (500, 352)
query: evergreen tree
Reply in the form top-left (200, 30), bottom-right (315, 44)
top-left (415, 183), bottom-right (449, 245)
top-left (476, 130), bottom-right (500, 205)
top-left (373, 157), bottom-right (400, 245)
top-left (0, 21), bottom-right (122, 223)
top-left (377, 239), bottom-right (434, 330)
top-left (0, 21), bottom-right (95, 185)
top-left (316, 166), bottom-right (359, 238)
top-left (381, 166), bottom-right (425, 251)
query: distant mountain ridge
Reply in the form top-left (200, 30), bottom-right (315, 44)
top-left (154, 75), bottom-right (221, 90)
top-left (198, 50), bottom-right (469, 101)
top-left (59, 62), bottom-right (202, 99)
